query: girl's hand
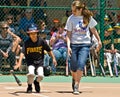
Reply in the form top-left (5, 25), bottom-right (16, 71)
top-left (52, 58), bottom-right (57, 67)
top-left (96, 41), bottom-right (102, 52)
top-left (68, 47), bottom-right (72, 57)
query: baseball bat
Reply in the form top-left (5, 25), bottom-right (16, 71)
top-left (94, 51), bottom-right (106, 77)
top-left (65, 60), bottom-right (69, 76)
top-left (98, 62), bottom-right (106, 76)
top-left (91, 50), bottom-right (96, 76)
top-left (65, 54), bottom-right (70, 76)
top-left (89, 52), bottom-right (96, 77)
top-left (0, 49), bottom-right (4, 53)
top-left (84, 65), bottom-right (87, 76)
top-left (98, 59), bottom-right (106, 76)
top-left (106, 59), bottom-right (113, 77)
top-left (10, 70), bottom-right (22, 86)
top-left (114, 63), bottom-right (118, 77)
top-left (113, 54), bottom-right (118, 77)
top-left (104, 50), bottom-right (113, 77)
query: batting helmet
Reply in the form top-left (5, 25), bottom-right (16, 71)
top-left (27, 23), bottom-right (39, 33)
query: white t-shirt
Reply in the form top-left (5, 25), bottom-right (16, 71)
top-left (65, 14), bottom-right (97, 44)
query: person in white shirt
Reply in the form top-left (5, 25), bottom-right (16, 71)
top-left (65, 1), bottom-right (102, 95)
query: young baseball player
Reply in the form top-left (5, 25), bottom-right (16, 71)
top-left (112, 23), bottom-right (120, 76)
top-left (14, 23), bottom-right (57, 93)
top-left (103, 25), bottom-right (114, 77)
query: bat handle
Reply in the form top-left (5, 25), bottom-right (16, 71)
top-left (10, 70), bottom-right (14, 73)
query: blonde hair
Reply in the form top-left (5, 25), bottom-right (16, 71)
top-left (0, 21), bottom-right (8, 28)
top-left (72, 1), bottom-right (93, 25)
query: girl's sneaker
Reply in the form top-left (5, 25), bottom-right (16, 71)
top-left (73, 84), bottom-right (79, 95)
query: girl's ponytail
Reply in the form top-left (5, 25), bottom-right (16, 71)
top-left (82, 5), bottom-right (93, 25)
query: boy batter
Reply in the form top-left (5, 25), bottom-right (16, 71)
top-left (14, 23), bottom-right (57, 93)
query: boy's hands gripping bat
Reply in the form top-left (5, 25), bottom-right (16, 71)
top-left (10, 70), bottom-right (22, 86)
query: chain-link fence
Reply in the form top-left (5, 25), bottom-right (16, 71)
top-left (0, 0), bottom-right (120, 76)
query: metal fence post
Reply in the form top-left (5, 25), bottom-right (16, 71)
top-left (100, 0), bottom-right (105, 67)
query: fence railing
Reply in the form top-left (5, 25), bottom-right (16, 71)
top-left (0, 0), bottom-right (120, 76)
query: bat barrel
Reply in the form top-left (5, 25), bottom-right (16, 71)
top-left (10, 70), bottom-right (22, 86)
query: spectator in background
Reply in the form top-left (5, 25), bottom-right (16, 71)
top-left (113, 23), bottom-right (120, 73)
top-left (5, 14), bottom-right (16, 34)
top-left (61, 10), bottom-right (72, 25)
top-left (14, 12), bottom-right (22, 37)
top-left (19, 0), bottom-right (27, 6)
top-left (116, 0), bottom-right (120, 22)
top-left (38, 19), bottom-right (50, 40)
top-left (0, 0), bottom-right (21, 22)
top-left (18, 9), bottom-right (35, 42)
top-left (30, 0), bottom-right (47, 24)
top-left (9, 0), bottom-right (22, 17)
top-left (0, 0), bottom-right (10, 21)
top-left (91, 3), bottom-right (100, 23)
top-left (103, 25), bottom-right (114, 77)
top-left (117, 15), bottom-right (120, 22)
top-left (38, 19), bottom-right (51, 67)
top-left (0, 0), bottom-right (10, 5)
top-left (106, 1), bottom-right (117, 26)
top-left (30, 0), bottom-right (47, 7)
top-left (104, 23), bottom-right (120, 77)
top-left (5, 14), bottom-right (21, 65)
top-left (104, 14), bottom-right (110, 26)
top-left (0, 21), bottom-right (20, 70)
top-left (50, 19), bottom-right (60, 36)
top-left (50, 24), bottom-right (67, 74)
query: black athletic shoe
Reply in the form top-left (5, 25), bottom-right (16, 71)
top-left (72, 79), bottom-right (75, 91)
top-left (34, 80), bottom-right (40, 93)
top-left (26, 84), bottom-right (32, 93)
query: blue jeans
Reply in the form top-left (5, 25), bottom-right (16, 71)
top-left (70, 44), bottom-right (90, 72)
top-left (51, 47), bottom-right (67, 73)
top-left (44, 54), bottom-right (50, 67)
